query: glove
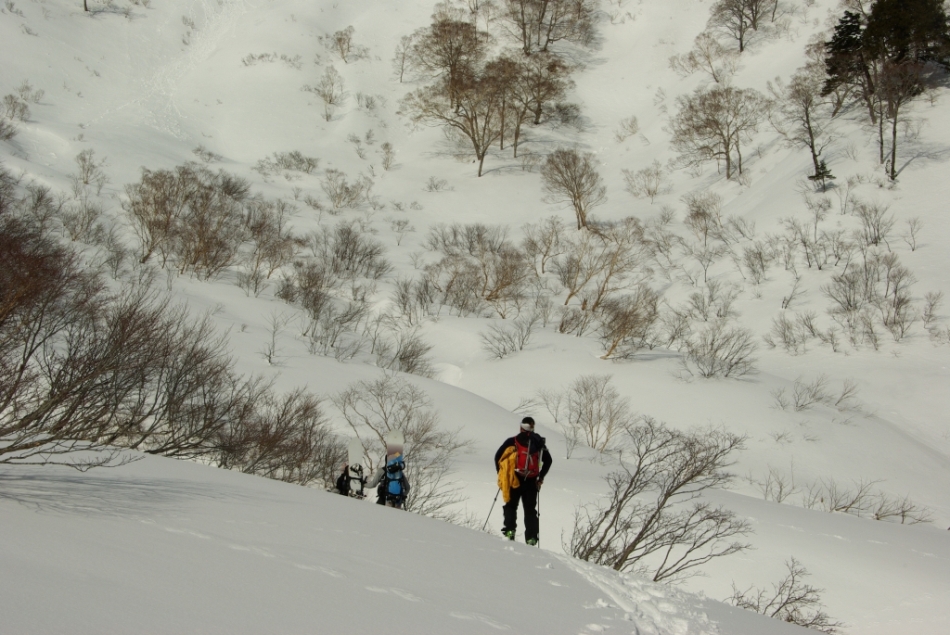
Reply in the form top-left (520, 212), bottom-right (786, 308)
top-left (537, 479), bottom-right (543, 490)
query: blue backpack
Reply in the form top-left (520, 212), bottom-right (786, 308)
top-left (385, 455), bottom-right (405, 497)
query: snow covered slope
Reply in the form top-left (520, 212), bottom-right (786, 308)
top-left (1, 456), bottom-right (807, 635)
top-left (2, 0), bottom-right (950, 633)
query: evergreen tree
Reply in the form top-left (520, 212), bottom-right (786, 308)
top-left (823, 12), bottom-right (876, 120)
top-left (807, 159), bottom-right (835, 192)
top-left (863, 0), bottom-right (950, 65)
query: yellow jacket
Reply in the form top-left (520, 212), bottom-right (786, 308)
top-left (497, 446), bottom-right (520, 503)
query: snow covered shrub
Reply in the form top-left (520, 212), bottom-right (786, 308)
top-left (569, 418), bottom-right (750, 582)
top-left (614, 115), bottom-right (639, 142)
top-left (254, 151), bottom-right (320, 177)
top-left (379, 142), bottom-right (395, 170)
top-left (729, 558), bottom-right (844, 634)
top-left (595, 285), bottom-right (661, 359)
top-left (321, 169), bottom-right (372, 209)
top-left (799, 475), bottom-right (934, 525)
top-left (423, 223), bottom-right (531, 318)
top-left (622, 160), bottom-right (669, 203)
top-left (564, 374), bottom-right (637, 454)
top-left (334, 375), bottom-right (471, 520)
top-left (61, 194), bottom-right (103, 243)
top-left (214, 388), bottom-right (345, 488)
top-left (72, 148), bottom-right (109, 196)
top-left (309, 221), bottom-right (390, 280)
top-left (192, 144), bottom-right (222, 163)
top-left (669, 31), bottom-right (739, 83)
top-left (1, 93), bottom-right (29, 121)
top-left (372, 324), bottom-right (434, 377)
top-left (124, 163), bottom-right (252, 278)
top-left (425, 176), bottom-right (448, 192)
top-left (540, 148), bottom-right (606, 229)
top-left (480, 313), bottom-right (540, 359)
top-left (821, 250), bottom-right (918, 345)
top-left (0, 191), bottom-right (287, 469)
top-left (681, 320), bottom-right (758, 378)
top-left (852, 199), bottom-right (894, 248)
top-left (0, 117), bottom-right (16, 141)
top-left (238, 198), bottom-right (300, 296)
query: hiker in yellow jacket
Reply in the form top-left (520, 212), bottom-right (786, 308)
top-left (494, 417), bottom-right (552, 546)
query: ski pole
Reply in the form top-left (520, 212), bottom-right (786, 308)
top-left (536, 486), bottom-right (541, 546)
top-left (481, 488), bottom-right (501, 531)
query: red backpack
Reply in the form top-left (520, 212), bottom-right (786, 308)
top-left (514, 437), bottom-right (541, 478)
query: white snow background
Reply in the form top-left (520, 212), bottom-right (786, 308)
top-left (1, 0), bottom-right (949, 633)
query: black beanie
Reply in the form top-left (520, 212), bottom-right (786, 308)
top-left (521, 416), bottom-right (535, 427)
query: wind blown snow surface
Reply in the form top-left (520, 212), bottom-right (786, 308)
top-left (1, 0), bottom-right (949, 633)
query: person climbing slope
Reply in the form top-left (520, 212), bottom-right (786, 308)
top-left (494, 416), bottom-right (552, 546)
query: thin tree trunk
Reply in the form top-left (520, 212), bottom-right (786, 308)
top-left (890, 111), bottom-right (899, 180)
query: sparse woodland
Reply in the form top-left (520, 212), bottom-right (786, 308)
top-left (2, 0), bottom-right (949, 631)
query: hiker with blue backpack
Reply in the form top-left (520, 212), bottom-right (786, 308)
top-left (368, 453), bottom-right (409, 509)
top-left (494, 416), bottom-right (552, 546)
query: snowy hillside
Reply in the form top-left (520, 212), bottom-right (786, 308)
top-left (2, 455), bottom-right (810, 635)
top-left (2, 0), bottom-right (949, 633)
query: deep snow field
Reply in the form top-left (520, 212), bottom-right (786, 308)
top-left (1, 0), bottom-right (949, 633)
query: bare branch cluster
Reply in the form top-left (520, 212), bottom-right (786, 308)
top-left (124, 163), bottom-right (253, 280)
top-left (0, 184), bottom-right (343, 481)
top-left (334, 375), bottom-right (471, 520)
top-left (540, 148), bottom-right (606, 229)
top-left (568, 418), bottom-right (750, 582)
top-left (499, 0), bottom-right (597, 55)
top-left (399, 8), bottom-right (577, 175)
top-left (729, 558), bottom-right (845, 633)
top-left (421, 222), bottom-right (532, 318)
top-left (670, 85), bottom-right (768, 180)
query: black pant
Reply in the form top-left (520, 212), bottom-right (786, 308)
top-left (503, 475), bottom-right (539, 541)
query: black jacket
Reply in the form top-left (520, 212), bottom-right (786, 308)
top-left (494, 431), bottom-right (552, 481)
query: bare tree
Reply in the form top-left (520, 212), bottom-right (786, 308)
top-left (623, 160), bottom-right (670, 203)
top-left (879, 61), bottom-right (934, 180)
top-left (561, 374), bottom-right (637, 453)
top-left (582, 217), bottom-right (649, 314)
top-left (729, 558), bottom-right (844, 634)
top-left (517, 51), bottom-right (574, 126)
top-left (521, 215), bottom-right (566, 275)
top-left (393, 34), bottom-right (415, 82)
top-left (553, 232), bottom-right (608, 306)
top-left (334, 374), bottom-right (471, 520)
top-left (402, 64), bottom-right (507, 176)
top-left (215, 388), bottom-right (344, 487)
top-left (669, 32), bottom-right (740, 83)
top-left (0, 206), bottom-right (273, 468)
top-left (508, 51), bottom-right (574, 156)
top-left (569, 418), bottom-right (750, 582)
top-left (681, 320), bottom-right (758, 378)
top-left (768, 63), bottom-right (835, 181)
top-left (670, 85), bottom-right (767, 180)
top-left (596, 285), bottom-right (661, 359)
top-left (710, 0), bottom-right (773, 52)
top-left (408, 8), bottom-right (489, 109)
top-left (124, 163), bottom-right (252, 278)
top-left (540, 148), bottom-right (606, 229)
top-left (500, 0), bottom-right (597, 55)
top-left (710, 0), bottom-right (753, 52)
top-left (330, 26), bottom-right (356, 63)
top-left (305, 65), bottom-right (346, 120)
